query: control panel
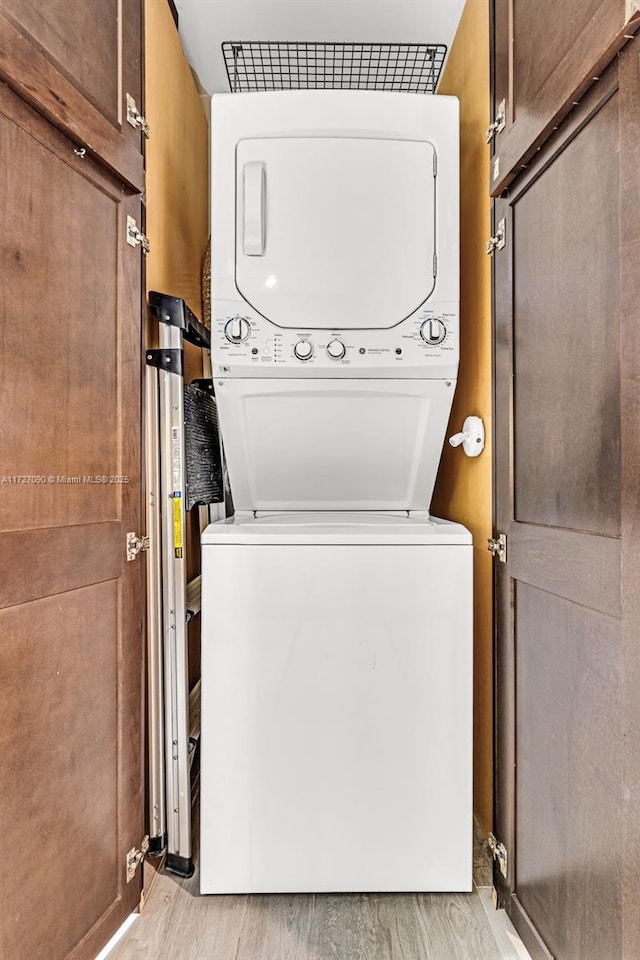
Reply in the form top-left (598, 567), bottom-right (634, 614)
top-left (212, 299), bottom-right (459, 378)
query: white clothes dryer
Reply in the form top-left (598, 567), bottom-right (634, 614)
top-left (200, 91), bottom-right (472, 893)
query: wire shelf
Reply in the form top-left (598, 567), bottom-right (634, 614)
top-left (222, 41), bottom-right (447, 94)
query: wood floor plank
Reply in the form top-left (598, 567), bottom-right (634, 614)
top-left (111, 881), bottom-right (501, 960)
top-left (110, 805), bottom-right (501, 960)
top-left (418, 893), bottom-right (502, 960)
top-left (111, 883), bottom-right (503, 960)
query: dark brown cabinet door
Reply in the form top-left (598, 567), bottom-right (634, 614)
top-left (0, 0), bottom-right (143, 191)
top-left (0, 80), bottom-right (144, 960)
top-left (490, 0), bottom-right (639, 195)
top-left (492, 50), bottom-right (640, 960)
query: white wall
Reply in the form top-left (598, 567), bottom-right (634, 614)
top-left (174, 0), bottom-right (465, 93)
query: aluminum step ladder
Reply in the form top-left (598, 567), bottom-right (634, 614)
top-left (145, 291), bottom-right (223, 877)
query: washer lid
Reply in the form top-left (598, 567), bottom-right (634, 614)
top-left (201, 513), bottom-right (472, 546)
top-left (235, 137), bottom-right (436, 330)
top-left (214, 377), bottom-right (455, 514)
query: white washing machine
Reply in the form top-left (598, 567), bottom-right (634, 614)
top-left (200, 91), bottom-right (472, 893)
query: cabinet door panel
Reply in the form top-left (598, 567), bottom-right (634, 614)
top-left (0, 80), bottom-right (144, 960)
top-left (489, 0), bottom-right (638, 195)
top-left (0, 0), bottom-right (143, 190)
top-left (493, 48), bottom-right (640, 960)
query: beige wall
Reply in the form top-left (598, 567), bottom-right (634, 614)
top-left (431, 0), bottom-right (493, 834)
top-left (144, 0), bottom-right (210, 685)
top-left (143, 0), bottom-right (492, 833)
top-left (145, 0), bottom-right (209, 357)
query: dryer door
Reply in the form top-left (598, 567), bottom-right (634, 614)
top-left (235, 137), bottom-right (436, 330)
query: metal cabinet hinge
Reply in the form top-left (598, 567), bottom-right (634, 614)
top-left (126, 835), bottom-right (149, 882)
top-left (127, 531), bottom-right (150, 561)
top-left (126, 93), bottom-right (150, 138)
top-left (126, 215), bottom-right (150, 254)
top-left (486, 218), bottom-right (506, 255)
top-left (486, 99), bottom-right (506, 143)
top-left (487, 533), bottom-right (507, 563)
top-left (488, 832), bottom-right (508, 880)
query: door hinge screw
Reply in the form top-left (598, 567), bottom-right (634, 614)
top-left (126, 93), bottom-right (150, 137)
top-left (486, 99), bottom-right (506, 143)
top-left (126, 835), bottom-right (149, 882)
top-left (487, 533), bottom-right (507, 563)
top-left (488, 832), bottom-right (508, 879)
top-left (127, 531), bottom-right (150, 561)
top-left (486, 219), bottom-right (506, 255)
top-left (127, 215), bottom-right (150, 254)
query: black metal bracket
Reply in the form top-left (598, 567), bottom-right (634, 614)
top-left (191, 378), bottom-right (215, 394)
top-left (145, 348), bottom-right (184, 376)
top-left (148, 291), bottom-right (211, 349)
top-left (147, 833), bottom-right (167, 858)
top-left (165, 853), bottom-right (195, 879)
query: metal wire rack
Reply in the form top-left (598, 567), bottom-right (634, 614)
top-left (222, 42), bottom-right (447, 94)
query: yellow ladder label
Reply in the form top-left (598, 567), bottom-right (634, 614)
top-left (173, 492), bottom-right (183, 557)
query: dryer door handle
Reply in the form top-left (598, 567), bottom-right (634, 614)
top-left (243, 161), bottom-right (266, 256)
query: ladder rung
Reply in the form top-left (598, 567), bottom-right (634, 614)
top-left (185, 575), bottom-right (202, 621)
top-left (188, 680), bottom-right (201, 769)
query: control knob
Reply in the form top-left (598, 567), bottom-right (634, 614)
top-left (294, 340), bottom-right (313, 361)
top-left (224, 316), bottom-right (251, 343)
top-left (420, 318), bottom-right (447, 345)
top-left (326, 339), bottom-right (346, 360)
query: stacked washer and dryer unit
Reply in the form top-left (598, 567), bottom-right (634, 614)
top-left (200, 91), bottom-right (472, 894)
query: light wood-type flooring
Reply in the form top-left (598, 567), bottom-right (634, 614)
top-left (109, 811), bottom-right (507, 960)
